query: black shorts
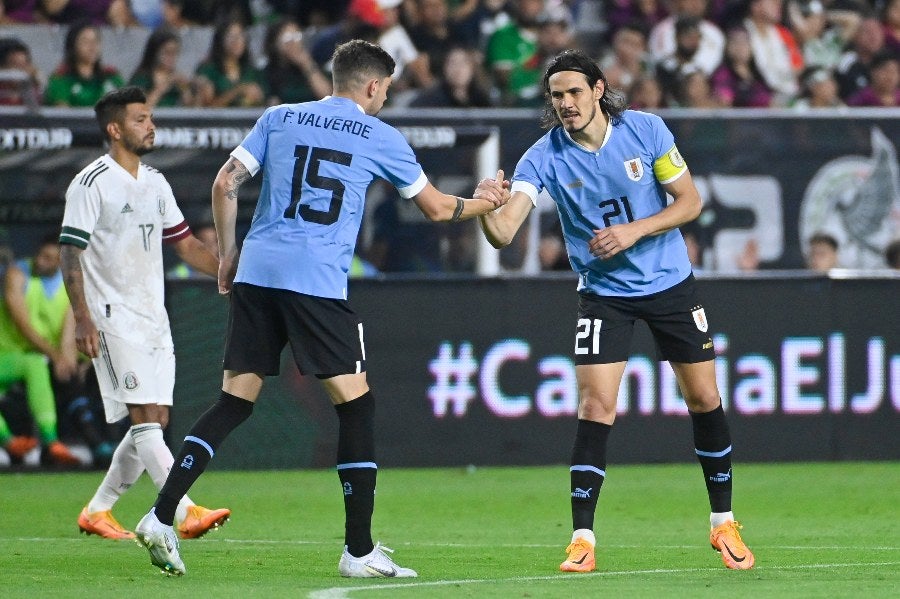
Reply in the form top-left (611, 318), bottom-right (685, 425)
top-left (223, 283), bottom-right (366, 377)
top-left (574, 275), bottom-right (715, 365)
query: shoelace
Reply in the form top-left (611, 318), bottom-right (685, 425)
top-left (373, 542), bottom-right (395, 555)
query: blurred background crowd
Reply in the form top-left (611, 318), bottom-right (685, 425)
top-left (0, 0), bottom-right (898, 110)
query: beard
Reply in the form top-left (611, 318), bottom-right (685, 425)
top-left (124, 135), bottom-right (155, 156)
top-left (561, 103), bottom-right (597, 133)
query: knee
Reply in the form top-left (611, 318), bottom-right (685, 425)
top-left (684, 389), bottom-right (721, 413)
top-left (577, 392), bottom-right (617, 424)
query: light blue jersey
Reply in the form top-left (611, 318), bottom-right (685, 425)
top-left (231, 96), bottom-right (427, 299)
top-left (511, 110), bottom-right (693, 297)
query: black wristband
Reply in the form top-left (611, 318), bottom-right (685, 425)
top-left (451, 197), bottom-right (465, 222)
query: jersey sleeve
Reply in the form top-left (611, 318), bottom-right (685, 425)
top-left (59, 176), bottom-right (101, 249)
top-left (509, 143), bottom-right (544, 206)
top-left (375, 126), bottom-right (427, 199)
top-left (231, 106), bottom-right (275, 176)
top-left (159, 177), bottom-right (190, 244)
top-left (648, 115), bottom-right (688, 185)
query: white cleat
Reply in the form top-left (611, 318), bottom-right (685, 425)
top-left (338, 542), bottom-right (418, 578)
top-left (135, 510), bottom-right (186, 576)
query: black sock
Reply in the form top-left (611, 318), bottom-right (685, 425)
top-left (335, 391), bottom-right (376, 557)
top-left (153, 391), bottom-right (254, 525)
top-left (570, 419), bottom-right (611, 531)
top-left (690, 404), bottom-right (733, 513)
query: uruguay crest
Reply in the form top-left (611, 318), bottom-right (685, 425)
top-left (691, 306), bottom-right (708, 332)
top-left (624, 158), bottom-right (643, 181)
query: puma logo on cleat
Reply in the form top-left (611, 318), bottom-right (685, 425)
top-left (722, 543), bottom-right (746, 563)
top-left (365, 564), bottom-right (397, 577)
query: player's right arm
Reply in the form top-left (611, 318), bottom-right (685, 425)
top-left (59, 244), bottom-right (100, 359)
top-left (211, 156), bottom-right (253, 295)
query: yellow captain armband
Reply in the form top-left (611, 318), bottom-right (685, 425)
top-left (653, 145), bottom-right (688, 184)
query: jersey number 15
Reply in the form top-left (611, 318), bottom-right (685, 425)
top-left (283, 145), bottom-right (352, 225)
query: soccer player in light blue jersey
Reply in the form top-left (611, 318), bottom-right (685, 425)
top-left (478, 50), bottom-right (755, 572)
top-left (135, 39), bottom-right (507, 578)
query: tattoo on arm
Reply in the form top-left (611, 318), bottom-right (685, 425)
top-left (451, 197), bottom-right (465, 222)
top-left (59, 245), bottom-right (89, 313)
top-left (223, 158), bottom-right (251, 203)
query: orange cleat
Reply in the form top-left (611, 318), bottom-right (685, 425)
top-left (4, 435), bottom-right (38, 461)
top-left (177, 505), bottom-right (231, 539)
top-left (78, 507), bottom-right (136, 540)
top-left (559, 537), bottom-right (596, 572)
top-left (42, 440), bottom-right (81, 466)
top-left (710, 520), bottom-right (755, 570)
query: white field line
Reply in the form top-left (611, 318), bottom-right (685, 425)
top-left (308, 562), bottom-right (900, 599)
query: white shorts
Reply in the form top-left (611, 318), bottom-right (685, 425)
top-left (93, 331), bottom-right (175, 423)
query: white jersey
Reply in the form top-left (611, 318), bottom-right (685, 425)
top-left (60, 154), bottom-right (190, 348)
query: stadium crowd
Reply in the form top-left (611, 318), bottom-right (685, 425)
top-left (0, 0), bottom-right (898, 110)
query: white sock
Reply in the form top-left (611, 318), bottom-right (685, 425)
top-left (710, 511), bottom-right (735, 528)
top-left (87, 433), bottom-right (145, 513)
top-left (130, 423), bottom-right (195, 523)
top-left (572, 528), bottom-right (596, 547)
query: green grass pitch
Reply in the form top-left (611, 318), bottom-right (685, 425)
top-left (1, 462), bottom-right (897, 598)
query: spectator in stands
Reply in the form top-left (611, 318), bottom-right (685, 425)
top-left (160, 0), bottom-right (193, 29)
top-left (129, 28), bottom-right (196, 108)
top-left (786, 0), bottom-right (860, 70)
top-left (743, 0), bottom-right (804, 105)
top-left (0, 37), bottom-right (42, 107)
top-left (44, 21), bottom-right (123, 107)
top-left (599, 21), bottom-right (653, 95)
top-left (485, 0), bottom-right (545, 105)
top-left (676, 69), bottom-right (721, 107)
top-left (835, 16), bottom-right (886, 100)
top-left (194, 19), bottom-right (267, 108)
top-left (805, 232), bottom-right (839, 271)
top-left (628, 74), bottom-right (665, 109)
top-left (450, 0), bottom-right (513, 49)
top-left (410, 45), bottom-right (494, 106)
top-left (370, 0), bottom-right (434, 93)
top-left (649, 0), bottom-right (725, 76)
top-left (681, 224), bottom-right (706, 272)
top-left (885, 238), bottom-right (900, 269)
top-left (884, 0), bottom-right (900, 55)
top-left (846, 49), bottom-right (900, 106)
top-left (40, 0), bottom-right (136, 26)
top-left (262, 18), bottom-right (331, 105)
top-left (0, 234), bottom-right (81, 467)
top-left (1, 0), bottom-right (39, 23)
top-left (606, 0), bottom-right (669, 40)
top-left (792, 64), bottom-right (845, 108)
top-left (409, 0), bottom-right (472, 79)
top-left (309, 0), bottom-right (382, 69)
top-left (711, 26), bottom-right (773, 107)
top-left (655, 15), bottom-right (705, 105)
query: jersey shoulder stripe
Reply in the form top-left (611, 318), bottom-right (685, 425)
top-left (79, 163), bottom-right (109, 187)
top-left (59, 225), bottom-right (90, 249)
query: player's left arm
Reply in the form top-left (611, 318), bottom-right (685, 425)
top-left (171, 234), bottom-right (218, 279)
top-left (589, 168), bottom-right (702, 259)
top-left (211, 156), bottom-right (253, 294)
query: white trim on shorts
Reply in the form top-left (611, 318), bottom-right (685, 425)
top-left (93, 331), bottom-right (175, 423)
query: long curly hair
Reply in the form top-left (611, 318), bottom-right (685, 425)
top-left (539, 49), bottom-right (627, 130)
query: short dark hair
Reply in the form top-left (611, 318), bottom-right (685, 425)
top-left (540, 49), bottom-right (627, 129)
top-left (331, 39), bottom-right (395, 91)
top-left (808, 232), bottom-right (838, 250)
top-left (94, 86), bottom-right (147, 142)
top-left (0, 38), bottom-right (29, 66)
top-left (886, 238), bottom-right (900, 268)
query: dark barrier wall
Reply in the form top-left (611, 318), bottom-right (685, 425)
top-left (2, 108), bottom-right (898, 270)
top-left (167, 275), bottom-right (900, 469)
